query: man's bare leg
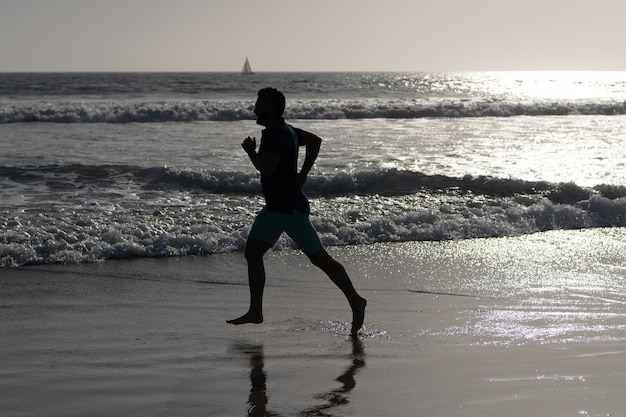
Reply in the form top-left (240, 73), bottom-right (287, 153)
top-left (308, 248), bottom-right (367, 334)
top-left (227, 239), bottom-right (271, 325)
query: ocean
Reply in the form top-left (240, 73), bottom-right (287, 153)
top-left (1, 71), bottom-right (625, 267)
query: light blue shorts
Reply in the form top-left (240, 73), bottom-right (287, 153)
top-left (248, 207), bottom-right (323, 255)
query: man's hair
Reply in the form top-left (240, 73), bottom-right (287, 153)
top-left (257, 87), bottom-right (286, 116)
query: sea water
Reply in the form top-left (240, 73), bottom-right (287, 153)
top-left (1, 72), bottom-right (625, 266)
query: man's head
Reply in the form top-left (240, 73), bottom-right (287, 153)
top-left (255, 87), bottom-right (285, 126)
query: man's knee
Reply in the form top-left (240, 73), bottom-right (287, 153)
top-left (308, 248), bottom-right (339, 269)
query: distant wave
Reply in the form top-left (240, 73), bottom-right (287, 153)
top-left (2, 98), bottom-right (625, 123)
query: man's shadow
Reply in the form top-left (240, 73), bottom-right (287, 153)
top-left (234, 336), bottom-right (366, 417)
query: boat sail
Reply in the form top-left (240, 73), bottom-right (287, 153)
top-left (241, 57), bottom-right (254, 75)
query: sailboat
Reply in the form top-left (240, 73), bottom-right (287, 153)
top-left (241, 57), bottom-right (254, 75)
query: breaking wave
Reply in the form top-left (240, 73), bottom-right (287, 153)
top-left (5, 163), bottom-right (626, 198)
top-left (2, 164), bottom-right (625, 266)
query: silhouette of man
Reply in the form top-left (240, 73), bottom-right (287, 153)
top-left (227, 87), bottom-right (366, 335)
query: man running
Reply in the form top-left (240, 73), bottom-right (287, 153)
top-left (226, 87), bottom-right (366, 335)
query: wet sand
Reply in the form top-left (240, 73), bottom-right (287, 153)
top-left (2, 228), bottom-right (626, 416)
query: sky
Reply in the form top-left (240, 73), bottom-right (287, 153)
top-left (1, 0), bottom-right (625, 72)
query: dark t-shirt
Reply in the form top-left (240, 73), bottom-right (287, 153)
top-left (258, 118), bottom-right (310, 213)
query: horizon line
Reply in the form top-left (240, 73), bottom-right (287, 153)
top-left (2, 69), bottom-right (626, 74)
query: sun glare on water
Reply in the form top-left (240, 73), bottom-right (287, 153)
top-left (477, 71), bottom-right (626, 101)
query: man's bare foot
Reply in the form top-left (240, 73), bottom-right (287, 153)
top-left (226, 312), bottom-right (263, 325)
top-left (350, 297), bottom-right (367, 335)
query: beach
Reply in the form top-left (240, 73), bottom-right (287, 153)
top-left (2, 227), bottom-right (625, 417)
top-left (2, 71), bottom-right (626, 416)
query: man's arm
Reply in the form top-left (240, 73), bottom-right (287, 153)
top-left (242, 136), bottom-right (279, 176)
top-left (297, 130), bottom-right (322, 185)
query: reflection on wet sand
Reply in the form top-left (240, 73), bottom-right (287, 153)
top-left (234, 336), bottom-right (366, 417)
top-left (243, 344), bottom-right (275, 417)
top-left (300, 335), bottom-right (366, 416)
